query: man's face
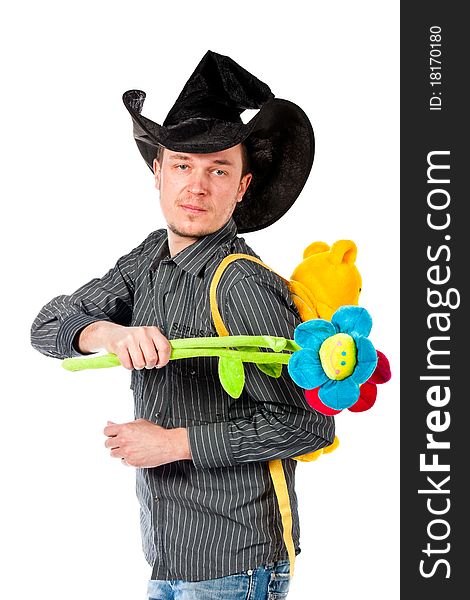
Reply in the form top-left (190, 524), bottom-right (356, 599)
top-left (153, 144), bottom-right (252, 240)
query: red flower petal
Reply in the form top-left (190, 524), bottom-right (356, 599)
top-left (348, 381), bottom-right (377, 412)
top-left (305, 388), bottom-right (341, 415)
top-left (369, 350), bottom-right (391, 384)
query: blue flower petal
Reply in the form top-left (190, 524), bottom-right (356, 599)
top-left (288, 348), bottom-right (329, 390)
top-left (319, 378), bottom-right (360, 410)
top-left (332, 306), bottom-right (373, 337)
top-left (350, 336), bottom-right (378, 384)
top-left (294, 319), bottom-right (336, 351)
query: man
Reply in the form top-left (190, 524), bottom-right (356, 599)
top-left (31, 51), bottom-right (335, 600)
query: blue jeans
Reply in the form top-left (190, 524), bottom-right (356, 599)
top-left (147, 559), bottom-right (290, 599)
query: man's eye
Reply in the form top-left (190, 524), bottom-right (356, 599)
top-left (176, 164), bottom-right (189, 171)
top-left (213, 169), bottom-right (227, 176)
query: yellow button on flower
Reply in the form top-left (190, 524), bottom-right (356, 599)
top-left (319, 333), bottom-right (357, 380)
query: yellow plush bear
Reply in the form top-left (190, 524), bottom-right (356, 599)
top-left (288, 240), bottom-right (362, 321)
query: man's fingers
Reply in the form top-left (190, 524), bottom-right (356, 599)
top-left (139, 327), bottom-right (171, 369)
top-left (152, 329), bottom-right (171, 367)
top-left (104, 436), bottom-right (120, 449)
top-left (107, 326), bottom-right (171, 370)
top-left (117, 348), bottom-right (134, 371)
top-left (139, 338), bottom-right (159, 369)
top-left (103, 423), bottom-right (120, 436)
top-left (128, 342), bottom-right (147, 370)
top-left (110, 449), bottom-right (133, 467)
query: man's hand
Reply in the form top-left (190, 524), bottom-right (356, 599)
top-left (103, 419), bottom-right (192, 468)
top-left (78, 322), bottom-right (171, 370)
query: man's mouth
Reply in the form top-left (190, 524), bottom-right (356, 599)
top-left (179, 204), bottom-right (207, 214)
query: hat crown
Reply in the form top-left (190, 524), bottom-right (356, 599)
top-left (163, 50), bottom-right (274, 127)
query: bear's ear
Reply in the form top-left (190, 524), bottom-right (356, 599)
top-left (329, 240), bottom-right (358, 265)
top-left (303, 241), bottom-right (330, 259)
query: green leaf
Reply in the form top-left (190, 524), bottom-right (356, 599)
top-left (283, 339), bottom-right (302, 352)
top-left (218, 356), bottom-right (245, 398)
top-left (239, 345), bottom-right (283, 378)
top-left (258, 336), bottom-right (287, 352)
top-left (256, 362), bottom-right (283, 378)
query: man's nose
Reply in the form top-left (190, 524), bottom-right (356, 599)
top-left (187, 169), bottom-right (208, 194)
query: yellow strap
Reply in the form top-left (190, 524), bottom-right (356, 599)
top-left (209, 253), bottom-right (280, 336)
top-left (269, 435), bottom-right (339, 578)
top-left (209, 254), bottom-right (339, 579)
top-left (268, 460), bottom-right (296, 578)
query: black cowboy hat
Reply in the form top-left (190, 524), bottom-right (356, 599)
top-left (123, 50), bottom-right (314, 233)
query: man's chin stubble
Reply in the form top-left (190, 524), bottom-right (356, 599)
top-left (167, 221), bottom-right (216, 239)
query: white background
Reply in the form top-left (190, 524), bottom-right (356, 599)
top-left (1, 1), bottom-right (399, 598)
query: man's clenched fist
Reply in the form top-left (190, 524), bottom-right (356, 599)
top-left (78, 321), bottom-right (171, 370)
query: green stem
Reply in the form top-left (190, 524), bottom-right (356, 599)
top-left (63, 353), bottom-right (121, 371)
top-left (170, 348), bottom-right (292, 363)
top-left (62, 340), bottom-right (297, 372)
top-left (171, 335), bottom-right (289, 352)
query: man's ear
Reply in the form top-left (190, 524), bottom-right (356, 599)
top-left (237, 173), bottom-right (252, 202)
top-left (153, 158), bottom-right (161, 189)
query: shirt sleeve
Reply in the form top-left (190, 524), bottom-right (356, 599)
top-left (188, 273), bottom-right (335, 469)
top-left (30, 236), bottom-right (150, 359)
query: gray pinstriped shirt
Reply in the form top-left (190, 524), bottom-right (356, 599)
top-left (31, 218), bottom-right (335, 581)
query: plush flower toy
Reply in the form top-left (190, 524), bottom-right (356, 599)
top-left (63, 241), bottom-right (391, 415)
top-left (63, 305), bottom-right (390, 415)
top-left (288, 305), bottom-right (391, 414)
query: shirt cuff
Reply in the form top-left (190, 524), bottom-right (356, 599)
top-left (56, 313), bottom-right (105, 357)
top-left (187, 422), bottom-right (237, 469)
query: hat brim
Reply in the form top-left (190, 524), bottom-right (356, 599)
top-left (123, 91), bottom-right (314, 233)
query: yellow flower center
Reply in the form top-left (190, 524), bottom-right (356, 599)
top-left (319, 333), bottom-right (357, 380)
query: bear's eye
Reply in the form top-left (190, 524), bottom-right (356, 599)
top-left (359, 288), bottom-right (362, 292)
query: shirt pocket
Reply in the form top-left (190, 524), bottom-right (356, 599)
top-left (167, 358), bottom-right (228, 425)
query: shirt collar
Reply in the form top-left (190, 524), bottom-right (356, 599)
top-left (149, 218), bottom-right (238, 276)
top-left (148, 233), bottom-right (171, 270)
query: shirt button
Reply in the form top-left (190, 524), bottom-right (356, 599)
top-left (155, 412), bottom-right (161, 420)
top-left (189, 370), bottom-right (196, 376)
top-left (247, 569), bottom-right (253, 576)
top-left (155, 496), bottom-right (160, 502)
